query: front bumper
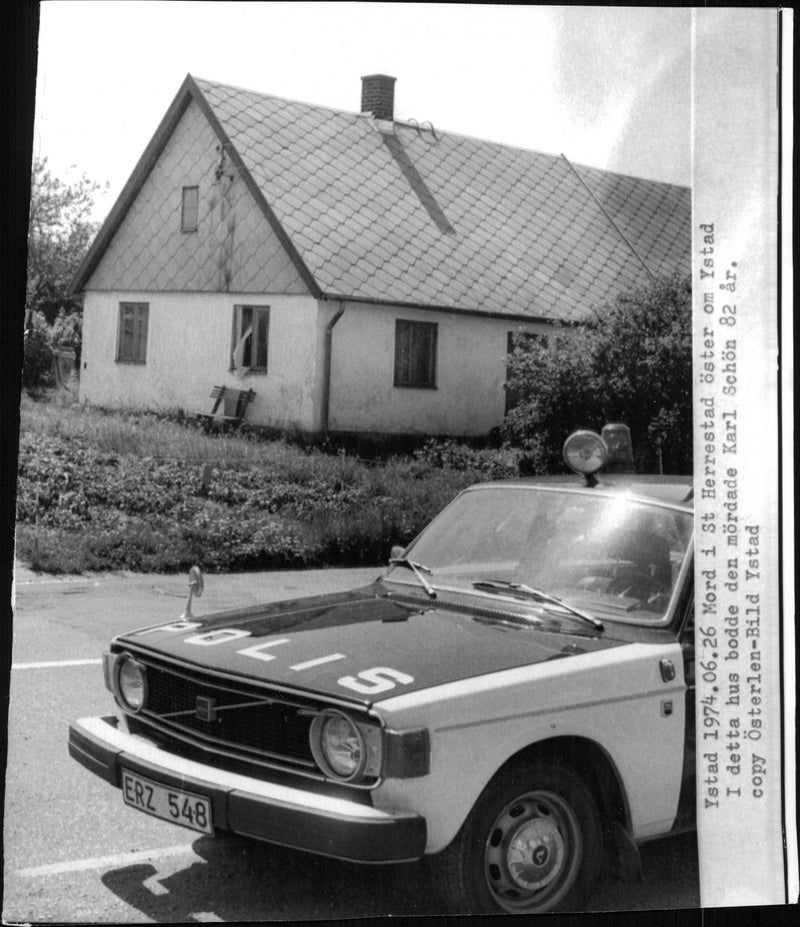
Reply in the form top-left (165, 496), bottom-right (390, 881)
top-left (68, 716), bottom-right (426, 863)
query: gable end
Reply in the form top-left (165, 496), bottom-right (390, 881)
top-left (71, 75), bottom-right (320, 297)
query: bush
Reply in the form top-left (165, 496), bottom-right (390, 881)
top-left (504, 274), bottom-right (692, 474)
top-left (22, 312), bottom-right (54, 389)
top-left (411, 439), bottom-right (521, 479)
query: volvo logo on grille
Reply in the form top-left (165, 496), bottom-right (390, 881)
top-left (196, 695), bottom-right (218, 722)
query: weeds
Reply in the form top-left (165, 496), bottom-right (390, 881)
top-left (16, 393), bottom-right (520, 573)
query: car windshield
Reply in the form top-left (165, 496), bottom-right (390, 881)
top-left (384, 485), bottom-right (693, 625)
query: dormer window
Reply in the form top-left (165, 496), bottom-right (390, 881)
top-left (181, 186), bottom-right (199, 231)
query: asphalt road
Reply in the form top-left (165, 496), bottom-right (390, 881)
top-left (3, 564), bottom-right (699, 921)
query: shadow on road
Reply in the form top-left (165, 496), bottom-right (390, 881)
top-left (100, 834), bottom-right (437, 921)
top-left (99, 829), bottom-right (699, 920)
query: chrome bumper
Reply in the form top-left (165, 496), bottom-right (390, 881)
top-left (68, 715), bottom-right (426, 863)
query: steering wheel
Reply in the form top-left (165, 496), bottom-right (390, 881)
top-left (606, 571), bottom-right (658, 601)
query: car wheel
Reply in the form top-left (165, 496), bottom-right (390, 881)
top-left (429, 761), bottom-right (603, 914)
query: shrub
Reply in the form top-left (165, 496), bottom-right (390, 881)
top-left (411, 439), bottom-right (521, 480)
top-left (22, 312), bottom-right (54, 389)
top-left (504, 274), bottom-right (692, 474)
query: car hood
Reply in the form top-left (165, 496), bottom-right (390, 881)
top-left (118, 584), bottom-right (628, 705)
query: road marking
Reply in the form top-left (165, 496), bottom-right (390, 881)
top-left (16, 843), bottom-right (197, 878)
top-left (142, 872), bottom-right (170, 896)
top-left (11, 658), bottom-right (103, 670)
top-left (14, 577), bottom-right (98, 587)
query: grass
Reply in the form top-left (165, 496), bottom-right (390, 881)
top-left (15, 390), bottom-right (520, 574)
top-left (19, 388), bottom-right (273, 463)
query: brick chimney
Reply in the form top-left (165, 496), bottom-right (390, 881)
top-left (361, 74), bottom-right (396, 121)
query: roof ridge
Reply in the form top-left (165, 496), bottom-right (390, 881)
top-left (574, 160), bottom-right (691, 191)
top-left (192, 75), bottom-right (689, 190)
top-left (191, 74), bottom-right (367, 122)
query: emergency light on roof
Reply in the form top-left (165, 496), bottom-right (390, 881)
top-left (601, 423), bottom-right (635, 473)
top-left (563, 430), bottom-right (609, 484)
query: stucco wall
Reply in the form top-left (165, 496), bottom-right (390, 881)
top-left (325, 302), bottom-right (550, 436)
top-left (80, 292), bottom-right (321, 429)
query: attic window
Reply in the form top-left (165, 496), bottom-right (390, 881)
top-left (394, 319), bottom-right (437, 389)
top-left (181, 186), bottom-right (199, 232)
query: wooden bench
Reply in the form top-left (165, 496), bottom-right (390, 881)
top-left (193, 386), bottom-right (256, 430)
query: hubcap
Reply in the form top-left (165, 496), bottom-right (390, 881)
top-left (507, 816), bottom-right (564, 888)
top-left (484, 790), bottom-right (581, 912)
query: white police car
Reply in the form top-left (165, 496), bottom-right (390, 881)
top-left (69, 428), bottom-right (695, 914)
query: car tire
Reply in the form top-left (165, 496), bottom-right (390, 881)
top-left (428, 761), bottom-right (603, 914)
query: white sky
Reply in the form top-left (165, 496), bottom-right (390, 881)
top-left (33, 2), bottom-right (692, 223)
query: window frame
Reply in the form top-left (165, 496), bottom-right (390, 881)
top-left (394, 318), bottom-right (438, 390)
top-left (231, 305), bottom-right (270, 374)
top-left (116, 302), bottom-right (149, 364)
top-left (181, 185), bottom-right (200, 232)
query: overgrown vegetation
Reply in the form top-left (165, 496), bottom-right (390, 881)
top-left (16, 394), bottom-right (521, 574)
top-left (23, 157), bottom-right (107, 388)
top-left (504, 274), bottom-right (692, 474)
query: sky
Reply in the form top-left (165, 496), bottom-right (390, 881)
top-left (33, 2), bottom-right (692, 223)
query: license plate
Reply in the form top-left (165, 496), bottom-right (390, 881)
top-left (121, 769), bottom-right (213, 834)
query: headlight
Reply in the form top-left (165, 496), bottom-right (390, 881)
top-left (310, 710), bottom-right (381, 782)
top-left (115, 654), bottom-right (147, 713)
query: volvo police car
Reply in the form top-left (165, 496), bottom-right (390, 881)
top-left (68, 428), bottom-right (695, 914)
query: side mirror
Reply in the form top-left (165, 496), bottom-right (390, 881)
top-left (181, 565), bottom-right (204, 618)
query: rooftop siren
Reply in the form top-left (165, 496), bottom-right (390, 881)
top-left (601, 423), bottom-right (635, 473)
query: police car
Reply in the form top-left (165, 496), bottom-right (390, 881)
top-left (69, 428), bottom-right (695, 914)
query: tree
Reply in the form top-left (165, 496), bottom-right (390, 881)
top-left (24, 157), bottom-right (106, 386)
top-left (504, 274), bottom-right (692, 474)
top-left (26, 157), bottom-right (105, 325)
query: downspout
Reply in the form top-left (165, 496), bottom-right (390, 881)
top-left (321, 300), bottom-right (346, 434)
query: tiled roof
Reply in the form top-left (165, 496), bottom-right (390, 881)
top-left (76, 75), bottom-right (691, 322)
top-left (194, 77), bottom-right (690, 322)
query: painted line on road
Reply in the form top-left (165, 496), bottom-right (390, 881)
top-left (16, 843), bottom-right (198, 878)
top-left (11, 658), bottom-right (103, 670)
top-left (14, 576), bottom-right (98, 586)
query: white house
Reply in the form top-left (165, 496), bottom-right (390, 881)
top-left (72, 74), bottom-right (690, 438)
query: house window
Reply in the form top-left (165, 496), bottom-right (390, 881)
top-left (181, 186), bottom-right (199, 231)
top-left (117, 303), bottom-right (149, 363)
top-left (231, 305), bottom-right (269, 373)
top-left (394, 319), bottom-right (437, 389)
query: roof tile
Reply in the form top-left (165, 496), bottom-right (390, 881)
top-left (192, 76), bottom-right (690, 320)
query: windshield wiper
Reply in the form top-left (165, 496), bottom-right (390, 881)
top-left (389, 558), bottom-right (437, 599)
top-left (471, 580), bottom-right (604, 631)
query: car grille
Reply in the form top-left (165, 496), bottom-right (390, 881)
top-left (129, 652), bottom-right (323, 774)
